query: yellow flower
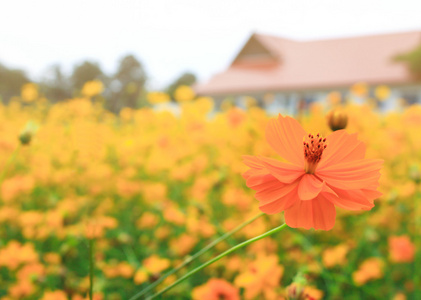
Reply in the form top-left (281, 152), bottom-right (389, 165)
top-left (21, 83), bottom-right (39, 102)
top-left (41, 290), bottom-right (67, 300)
top-left (235, 254), bottom-right (283, 299)
top-left (322, 244), bottom-right (349, 268)
top-left (327, 91), bottom-right (342, 106)
top-left (134, 269), bottom-right (148, 284)
top-left (143, 255), bottom-right (170, 274)
top-left (350, 82), bottom-right (368, 97)
top-left (353, 257), bottom-right (384, 286)
top-left (119, 107), bottom-right (133, 121)
top-left (81, 80), bottom-right (104, 98)
top-left (174, 85), bottom-right (195, 102)
top-left (375, 85), bottom-right (391, 101)
top-left (147, 92), bottom-right (170, 104)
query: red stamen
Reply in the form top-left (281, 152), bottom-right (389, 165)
top-left (303, 133), bottom-right (327, 174)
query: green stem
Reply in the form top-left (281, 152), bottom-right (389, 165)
top-left (145, 222), bottom-right (288, 300)
top-left (129, 212), bottom-right (264, 300)
top-left (89, 238), bottom-right (94, 300)
top-left (0, 145), bottom-right (20, 184)
top-left (415, 188), bottom-right (421, 298)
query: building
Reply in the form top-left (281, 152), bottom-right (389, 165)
top-left (195, 31), bottom-right (421, 114)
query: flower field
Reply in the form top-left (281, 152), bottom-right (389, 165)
top-left (0, 85), bottom-right (419, 299)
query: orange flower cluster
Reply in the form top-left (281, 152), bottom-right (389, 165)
top-left (0, 85), bottom-right (418, 298)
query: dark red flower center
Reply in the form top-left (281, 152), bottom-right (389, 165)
top-left (303, 133), bottom-right (327, 174)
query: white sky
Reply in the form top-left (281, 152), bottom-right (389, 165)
top-left (1, 0), bottom-right (421, 89)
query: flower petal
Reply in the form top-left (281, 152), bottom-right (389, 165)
top-left (298, 174), bottom-right (324, 201)
top-left (322, 184), bottom-right (378, 211)
top-left (259, 180), bottom-right (300, 214)
top-left (243, 157), bottom-right (301, 212)
top-left (317, 159), bottom-right (383, 190)
top-left (318, 130), bottom-right (366, 169)
top-left (256, 179), bottom-right (299, 205)
top-left (284, 196), bottom-right (336, 230)
top-left (242, 155), bottom-right (265, 169)
top-left (265, 114), bottom-right (306, 167)
top-left (258, 156), bottom-right (304, 184)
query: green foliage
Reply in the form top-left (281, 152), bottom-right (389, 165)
top-left (108, 54), bottom-right (147, 112)
top-left (71, 61), bottom-right (104, 91)
top-left (0, 63), bottom-right (29, 102)
top-left (40, 65), bottom-right (72, 101)
top-left (395, 44), bottom-right (421, 81)
top-left (166, 72), bottom-right (196, 99)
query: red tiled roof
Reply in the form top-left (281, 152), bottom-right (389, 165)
top-left (195, 31), bottom-right (421, 95)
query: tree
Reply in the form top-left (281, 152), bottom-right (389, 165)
top-left (108, 54), bottom-right (147, 111)
top-left (40, 65), bottom-right (71, 102)
top-left (395, 44), bottom-right (421, 81)
top-left (0, 63), bottom-right (29, 102)
top-left (71, 61), bottom-right (104, 92)
top-left (166, 72), bottom-right (197, 98)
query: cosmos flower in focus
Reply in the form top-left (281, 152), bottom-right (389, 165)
top-left (243, 114), bottom-right (383, 230)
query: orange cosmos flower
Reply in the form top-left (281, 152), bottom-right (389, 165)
top-left (234, 254), bottom-right (283, 299)
top-left (388, 235), bottom-right (415, 263)
top-left (243, 114), bottom-right (383, 230)
top-left (192, 278), bottom-right (240, 300)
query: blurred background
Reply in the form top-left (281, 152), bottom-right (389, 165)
top-left (0, 1), bottom-right (420, 299)
top-left (1, 0), bottom-right (421, 112)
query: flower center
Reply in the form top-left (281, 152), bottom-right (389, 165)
top-left (303, 133), bottom-right (327, 174)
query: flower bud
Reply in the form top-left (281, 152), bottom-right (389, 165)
top-left (149, 272), bottom-right (161, 283)
top-left (287, 283), bottom-right (304, 300)
top-left (326, 109), bottom-right (348, 131)
top-left (19, 121), bottom-right (39, 146)
top-left (287, 272), bottom-right (309, 300)
top-left (117, 232), bottom-right (132, 244)
top-left (409, 164), bottom-right (421, 184)
top-left (19, 131), bottom-right (32, 145)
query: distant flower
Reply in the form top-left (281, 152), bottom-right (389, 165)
top-left (174, 85), bottom-right (195, 102)
top-left (147, 92), bottom-right (170, 104)
top-left (81, 80), bottom-right (104, 98)
top-left (134, 255), bottom-right (171, 285)
top-left (375, 85), bottom-right (391, 101)
top-left (322, 244), bottom-right (349, 268)
top-left (234, 254), bottom-right (283, 299)
top-left (388, 235), bottom-right (415, 263)
top-left (41, 290), bottom-right (67, 300)
top-left (243, 114), bottom-right (383, 230)
top-left (142, 255), bottom-right (170, 274)
top-left (352, 257), bottom-right (384, 286)
top-left (327, 91), bottom-right (342, 106)
top-left (192, 278), bottom-right (239, 300)
top-left (21, 83), bottom-right (39, 103)
top-left (350, 82), bottom-right (368, 97)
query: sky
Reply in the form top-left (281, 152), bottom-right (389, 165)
top-left (1, 0), bottom-right (421, 89)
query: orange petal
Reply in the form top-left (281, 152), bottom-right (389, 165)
top-left (361, 188), bottom-right (383, 200)
top-left (256, 179), bottom-right (298, 205)
top-left (259, 180), bottom-right (300, 214)
top-left (243, 160), bottom-right (301, 213)
top-left (265, 114), bottom-right (306, 167)
top-left (242, 155), bottom-right (265, 169)
top-left (317, 159), bottom-right (383, 190)
top-left (243, 170), bottom-right (273, 187)
top-left (322, 184), bottom-right (377, 211)
top-left (258, 156), bottom-right (304, 183)
top-left (284, 196), bottom-right (336, 230)
top-left (298, 174), bottom-right (324, 200)
top-left (318, 131), bottom-right (366, 169)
